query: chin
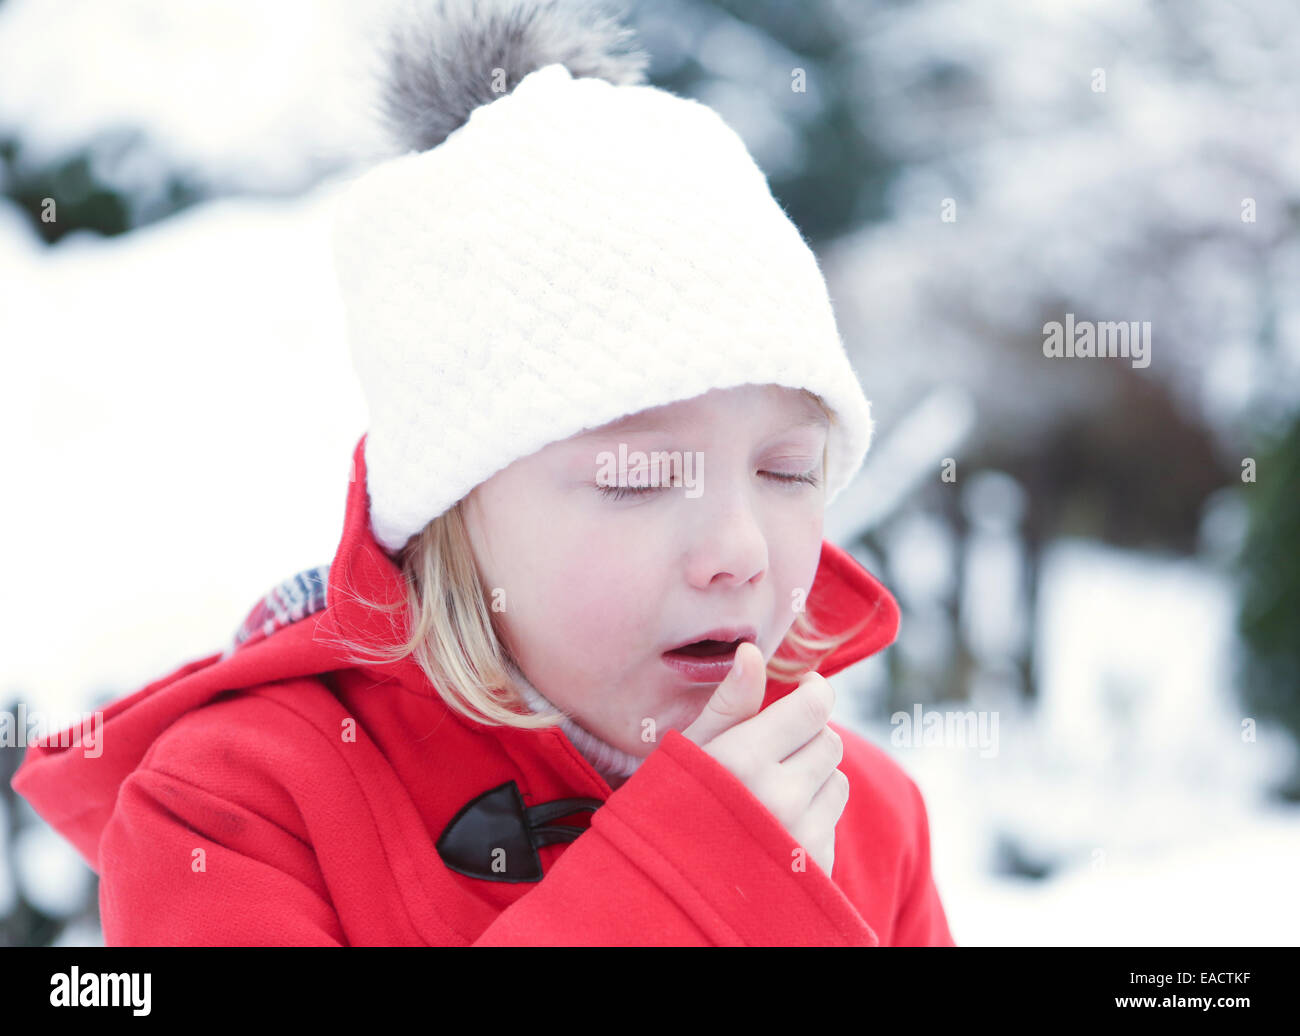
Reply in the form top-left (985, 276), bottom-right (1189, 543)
top-left (649, 700), bottom-right (707, 744)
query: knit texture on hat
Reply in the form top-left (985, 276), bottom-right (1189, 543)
top-left (333, 57), bottom-right (875, 555)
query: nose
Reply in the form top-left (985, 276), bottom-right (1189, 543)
top-left (682, 473), bottom-right (769, 590)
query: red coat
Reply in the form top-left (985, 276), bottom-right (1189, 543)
top-left (12, 435), bottom-right (956, 946)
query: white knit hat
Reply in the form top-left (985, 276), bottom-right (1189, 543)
top-left (331, 0), bottom-right (876, 556)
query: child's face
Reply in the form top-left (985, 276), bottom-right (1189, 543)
top-left (463, 383), bottom-right (828, 761)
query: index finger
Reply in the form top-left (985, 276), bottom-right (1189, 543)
top-left (709, 673), bottom-right (833, 765)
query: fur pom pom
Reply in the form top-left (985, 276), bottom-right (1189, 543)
top-left (376, 0), bottom-right (651, 152)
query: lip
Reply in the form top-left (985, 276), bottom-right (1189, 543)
top-left (661, 626), bottom-right (758, 684)
top-left (661, 650), bottom-right (743, 683)
top-left (662, 626), bottom-right (758, 654)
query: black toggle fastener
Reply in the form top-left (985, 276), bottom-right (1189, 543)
top-left (436, 781), bottom-right (604, 883)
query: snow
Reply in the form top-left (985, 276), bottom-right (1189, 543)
top-left (0, 0), bottom-right (403, 189)
top-left (13, 823), bottom-right (92, 919)
top-left (824, 383), bottom-right (976, 544)
top-left (0, 174), bottom-right (368, 715)
top-left (823, 0), bottom-right (1300, 448)
top-left (833, 537), bottom-right (1300, 945)
top-left (0, 794), bottom-right (13, 917)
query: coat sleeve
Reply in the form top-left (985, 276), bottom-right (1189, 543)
top-left (471, 729), bottom-right (880, 946)
top-left (887, 776), bottom-right (957, 946)
top-left (98, 766), bottom-right (346, 946)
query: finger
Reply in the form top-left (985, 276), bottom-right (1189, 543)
top-left (709, 671), bottom-right (834, 766)
top-left (789, 768), bottom-right (850, 872)
top-left (797, 767), bottom-right (850, 840)
top-left (777, 724), bottom-right (843, 808)
top-left (679, 641), bottom-right (766, 747)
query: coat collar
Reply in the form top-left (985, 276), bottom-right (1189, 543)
top-left (316, 434), bottom-right (901, 718)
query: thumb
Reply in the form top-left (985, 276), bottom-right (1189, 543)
top-left (679, 641), bottom-right (766, 749)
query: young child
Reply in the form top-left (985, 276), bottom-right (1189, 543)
top-left (12, 1), bottom-right (955, 947)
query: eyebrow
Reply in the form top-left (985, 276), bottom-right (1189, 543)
top-left (576, 409), bottom-right (830, 440)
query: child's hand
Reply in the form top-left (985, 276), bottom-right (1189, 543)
top-left (680, 641), bottom-right (848, 878)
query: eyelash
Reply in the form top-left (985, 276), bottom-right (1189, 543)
top-left (596, 470), bottom-right (822, 501)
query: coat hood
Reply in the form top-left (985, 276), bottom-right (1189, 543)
top-left (12, 434), bottom-right (900, 874)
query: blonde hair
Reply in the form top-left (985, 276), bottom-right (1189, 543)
top-left (335, 392), bottom-right (876, 729)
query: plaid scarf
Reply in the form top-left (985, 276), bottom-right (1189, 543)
top-left (221, 565), bottom-right (330, 660)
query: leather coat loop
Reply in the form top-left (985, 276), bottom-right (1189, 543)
top-left (436, 781), bottom-right (604, 883)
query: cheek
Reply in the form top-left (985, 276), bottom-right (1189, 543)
top-left (771, 499), bottom-right (825, 623)
top-left (513, 522), bottom-right (654, 653)
top-left (568, 529), bottom-right (657, 637)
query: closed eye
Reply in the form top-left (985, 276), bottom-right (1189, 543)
top-left (596, 470), bottom-right (821, 501)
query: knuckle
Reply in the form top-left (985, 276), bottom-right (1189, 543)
top-left (822, 727), bottom-right (844, 765)
top-left (800, 681), bottom-right (831, 728)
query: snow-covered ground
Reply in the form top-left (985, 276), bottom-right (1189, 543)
top-left (833, 537), bottom-right (1300, 946)
top-left (0, 0), bottom-right (402, 190)
top-left (0, 175), bottom-right (367, 716)
top-left (879, 733), bottom-right (1300, 947)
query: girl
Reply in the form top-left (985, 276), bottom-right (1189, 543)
top-left (12, 0), bottom-right (955, 946)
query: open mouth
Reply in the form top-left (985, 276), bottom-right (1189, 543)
top-left (661, 631), bottom-right (754, 683)
top-left (664, 638), bottom-right (742, 658)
